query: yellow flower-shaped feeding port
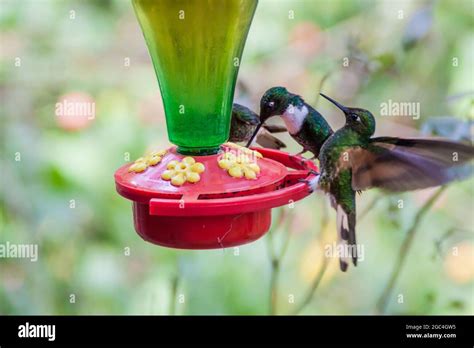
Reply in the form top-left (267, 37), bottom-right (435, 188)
top-left (161, 157), bottom-right (205, 186)
top-left (224, 142), bottom-right (263, 159)
top-left (218, 152), bottom-right (260, 180)
top-left (129, 150), bottom-right (167, 173)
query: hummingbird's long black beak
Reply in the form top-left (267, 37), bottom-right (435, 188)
top-left (246, 122), bottom-right (263, 148)
top-left (320, 93), bottom-right (349, 114)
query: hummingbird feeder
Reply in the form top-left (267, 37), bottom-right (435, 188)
top-left (115, 0), bottom-right (318, 249)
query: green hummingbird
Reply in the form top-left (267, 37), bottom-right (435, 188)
top-left (246, 87), bottom-right (333, 158)
top-left (316, 93), bottom-right (474, 271)
top-left (230, 103), bottom-right (287, 150)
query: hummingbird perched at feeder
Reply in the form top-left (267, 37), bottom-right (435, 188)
top-left (313, 93), bottom-right (474, 271)
top-left (246, 87), bottom-right (334, 158)
top-left (230, 103), bottom-right (287, 149)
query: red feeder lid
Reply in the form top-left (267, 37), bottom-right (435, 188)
top-left (115, 144), bottom-right (318, 249)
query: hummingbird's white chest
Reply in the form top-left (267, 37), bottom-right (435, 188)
top-left (281, 104), bottom-right (308, 135)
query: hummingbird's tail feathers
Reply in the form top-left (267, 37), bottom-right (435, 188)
top-left (256, 129), bottom-right (287, 150)
top-left (263, 124), bottom-right (287, 134)
top-left (341, 139), bottom-right (474, 192)
top-left (336, 204), bottom-right (357, 271)
top-left (336, 204), bottom-right (350, 272)
top-left (348, 211), bottom-right (357, 266)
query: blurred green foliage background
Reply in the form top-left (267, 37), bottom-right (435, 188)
top-left (1, 0), bottom-right (473, 315)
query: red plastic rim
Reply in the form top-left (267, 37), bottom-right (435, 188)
top-left (115, 145), bottom-right (318, 249)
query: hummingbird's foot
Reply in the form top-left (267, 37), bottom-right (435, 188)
top-left (298, 175), bottom-right (319, 194)
top-left (289, 155), bottom-right (306, 168)
top-left (295, 149), bottom-right (307, 156)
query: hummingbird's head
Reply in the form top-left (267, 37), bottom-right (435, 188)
top-left (320, 93), bottom-right (376, 137)
top-left (259, 86), bottom-right (295, 123)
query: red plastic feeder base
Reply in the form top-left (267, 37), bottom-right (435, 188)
top-left (115, 144), bottom-right (318, 249)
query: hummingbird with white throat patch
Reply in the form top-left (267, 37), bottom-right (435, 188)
top-left (315, 93), bottom-right (474, 271)
top-left (246, 87), bottom-right (333, 158)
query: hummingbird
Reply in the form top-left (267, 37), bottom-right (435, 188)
top-left (230, 103), bottom-right (287, 150)
top-left (246, 87), bottom-right (333, 158)
top-left (315, 93), bottom-right (474, 271)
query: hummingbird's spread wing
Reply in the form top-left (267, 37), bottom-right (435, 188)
top-left (341, 138), bottom-right (474, 192)
top-left (232, 103), bottom-right (260, 125)
top-left (256, 129), bottom-right (286, 149)
top-left (372, 137), bottom-right (474, 164)
top-left (262, 124), bottom-right (287, 133)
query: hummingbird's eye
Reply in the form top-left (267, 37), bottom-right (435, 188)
top-left (268, 101), bottom-right (275, 109)
top-left (350, 113), bottom-right (359, 121)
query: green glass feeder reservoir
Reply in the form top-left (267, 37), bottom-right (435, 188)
top-left (133, 0), bottom-right (258, 155)
top-left (116, 0), bottom-right (318, 249)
